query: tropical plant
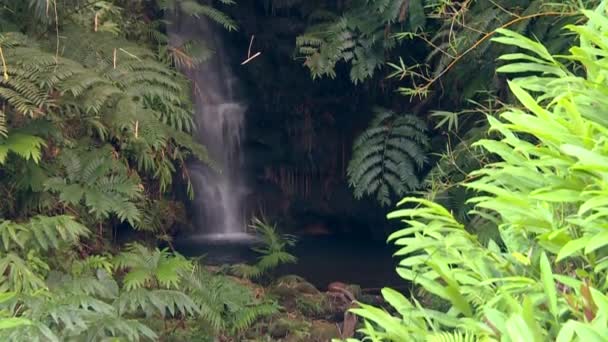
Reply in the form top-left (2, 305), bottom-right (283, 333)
top-left (343, 2), bottom-right (608, 341)
top-left (347, 107), bottom-right (429, 206)
top-left (231, 217), bottom-right (297, 279)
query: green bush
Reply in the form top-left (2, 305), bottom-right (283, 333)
top-left (345, 2), bottom-right (608, 341)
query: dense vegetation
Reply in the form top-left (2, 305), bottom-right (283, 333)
top-left (2, 0), bottom-right (608, 341)
top-left (0, 1), bottom-right (283, 340)
top-left (349, 8), bottom-right (608, 340)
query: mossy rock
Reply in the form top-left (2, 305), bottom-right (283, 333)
top-left (271, 275), bottom-right (320, 303)
top-left (309, 320), bottom-right (340, 341)
top-left (294, 281), bottom-right (320, 294)
top-left (269, 317), bottom-right (310, 340)
top-left (275, 274), bottom-right (307, 285)
top-left (296, 294), bottom-right (331, 318)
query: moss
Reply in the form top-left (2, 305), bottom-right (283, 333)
top-left (295, 294), bottom-right (331, 318)
top-left (269, 317), bottom-right (311, 340)
top-left (309, 320), bottom-right (340, 341)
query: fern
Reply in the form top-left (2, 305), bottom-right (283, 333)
top-left (0, 132), bottom-right (45, 165)
top-left (0, 111), bottom-right (6, 138)
top-left (347, 107), bottom-right (429, 206)
top-left (296, 0), bottom-right (409, 83)
top-left (182, 267), bottom-right (278, 335)
top-left (44, 147), bottom-right (143, 225)
top-left (116, 288), bottom-right (199, 318)
top-left (0, 215), bottom-right (89, 252)
top-left (113, 243), bottom-right (193, 290)
top-left (159, 0), bottom-right (237, 31)
top-left (231, 217), bottom-right (297, 279)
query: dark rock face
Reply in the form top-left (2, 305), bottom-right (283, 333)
top-left (212, 2), bottom-right (395, 238)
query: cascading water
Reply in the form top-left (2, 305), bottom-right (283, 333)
top-left (170, 15), bottom-right (250, 241)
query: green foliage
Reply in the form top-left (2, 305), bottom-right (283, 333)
top-left (231, 217), bottom-right (297, 279)
top-left (114, 243), bottom-right (192, 290)
top-left (44, 147), bottom-right (142, 225)
top-left (159, 0), bottom-right (238, 32)
top-left (347, 108), bottom-right (429, 206)
top-left (346, 3), bottom-right (608, 341)
top-left (0, 1), bottom-right (259, 340)
top-left (182, 267), bottom-right (279, 335)
top-left (296, 0), bottom-right (412, 83)
top-left (0, 133), bottom-right (45, 165)
top-left (0, 212), bottom-right (274, 341)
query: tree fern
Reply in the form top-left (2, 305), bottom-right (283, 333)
top-left (0, 27), bottom-right (212, 196)
top-left (347, 107), bottom-right (429, 206)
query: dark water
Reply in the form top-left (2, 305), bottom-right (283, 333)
top-left (175, 234), bottom-right (404, 290)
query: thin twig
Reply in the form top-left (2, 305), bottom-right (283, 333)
top-left (52, 0), bottom-right (59, 63)
top-left (0, 46), bottom-right (8, 81)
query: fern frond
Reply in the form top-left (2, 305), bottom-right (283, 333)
top-left (179, 1), bottom-right (238, 31)
top-left (116, 288), bottom-right (199, 318)
top-left (114, 243), bottom-right (192, 290)
top-left (44, 147), bottom-right (143, 224)
top-left (0, 132), bottom-right (45, 164)
top-left (348, 107), bottom-right (429, 205)
top-left (0, 215), bottom-right (89, 252)
top-left (0, 110), bottom-right (6, 137)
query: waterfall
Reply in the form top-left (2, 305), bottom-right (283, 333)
top-left (170, 15), bottom-right (249, 240)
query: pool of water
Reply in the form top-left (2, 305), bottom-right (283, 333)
top-left (175, 234), bottom-right (404, 290)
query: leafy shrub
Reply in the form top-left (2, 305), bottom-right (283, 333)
top-left (344, 3), bottom-right (608, 341)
